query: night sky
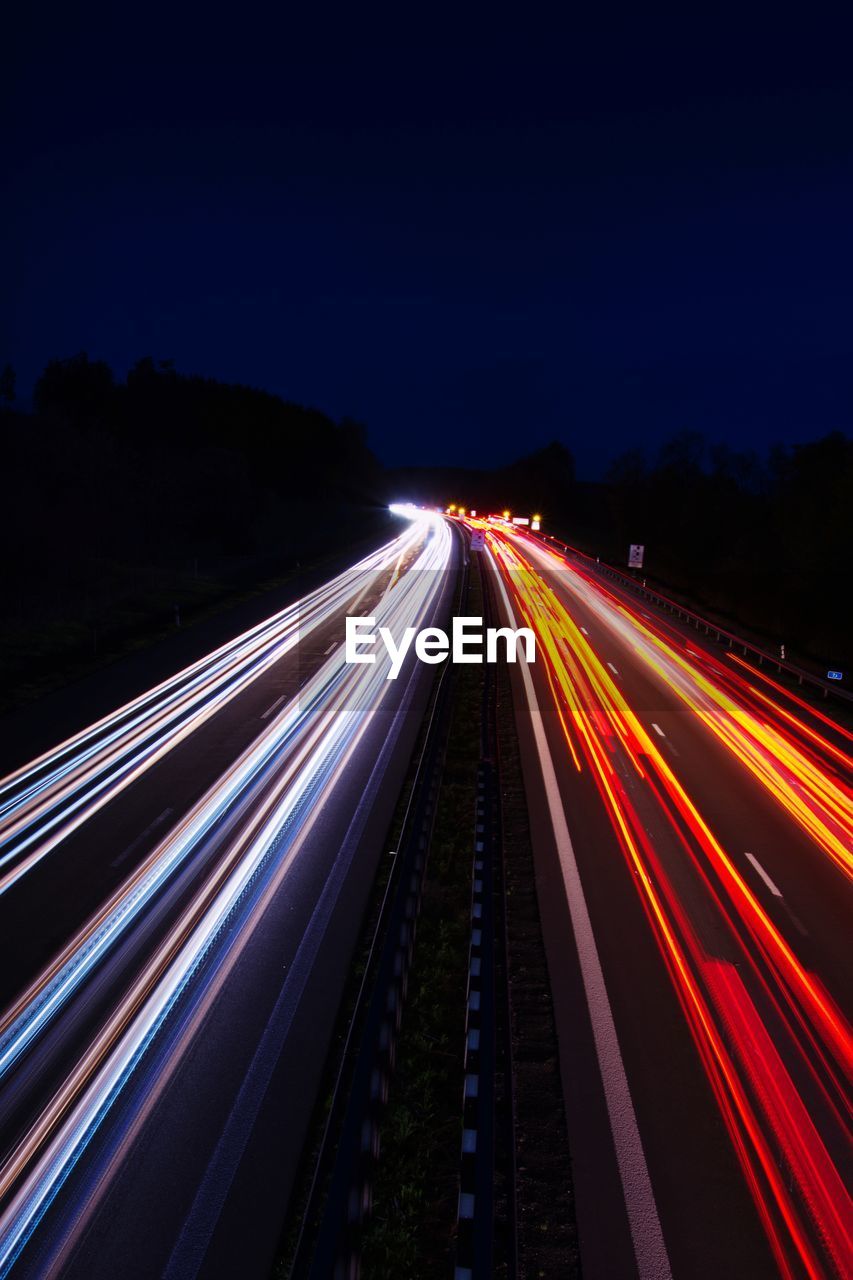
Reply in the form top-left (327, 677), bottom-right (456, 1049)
top-left (5, 6), bottom-right (852, 478)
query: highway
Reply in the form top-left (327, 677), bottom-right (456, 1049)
top-left (0, 508), bottom-right (458, 1279)
top-left (479, 520), bottom-right (852, 1280)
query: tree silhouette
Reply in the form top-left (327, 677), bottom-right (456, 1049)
top-left (0, 364), bottom-right (15, 405)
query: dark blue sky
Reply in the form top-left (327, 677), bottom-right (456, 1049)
top-left (4, 5), bottom-right (852, 477)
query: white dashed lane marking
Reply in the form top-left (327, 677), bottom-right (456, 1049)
top-left (651, 723), bottom-right (665, 737)
top-left (745, 852), bottom-right (782, 897)
top-left (261, 694), bottom-right (286, 720)
top-left (607, 662), bottom-right (619, 675)
top-left (111, 808), bottom-right (174, 869)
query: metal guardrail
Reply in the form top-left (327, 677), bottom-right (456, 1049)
top-left (292, 654), bottom-right (455, 1280)
top-left (290, 543), bottom-right (468, 1280)
top-left (530, 532), bottom-right (852, 706)
top-left (454, 549), bottom-right (518, 1280)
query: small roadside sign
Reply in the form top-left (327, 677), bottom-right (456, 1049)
top-left (628, 544), bottom-right (644, 569)
top-left (470, 530), bottom-right (486, 551)
top-left (827, 670), bottom-right (843, 681)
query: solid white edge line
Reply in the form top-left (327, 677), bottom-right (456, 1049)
top-left (745, 852), bottom-right (783, 897)
top-left (491, 561), bottom-right (672, 1280)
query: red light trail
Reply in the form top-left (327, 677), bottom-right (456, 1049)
top-left (479, 520), bottom-right (852, 1279)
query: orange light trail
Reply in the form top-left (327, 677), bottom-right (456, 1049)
top-left (480, 521), bottom-right (853, 1279)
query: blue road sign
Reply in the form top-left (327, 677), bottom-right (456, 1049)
top-left (827, 670), bottom-right (843, 681)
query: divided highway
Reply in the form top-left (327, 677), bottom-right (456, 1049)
top-left (0, 510), bottom-right (458, 1279)
top-left (479, 520), bottom-right (852, 1280)
top-left (1, 505), bottom-right (848, 1280)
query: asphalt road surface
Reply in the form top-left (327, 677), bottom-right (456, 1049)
top-left (0, 509), bottom-right (459, 1279)
top-left (482, 521), bottom-right (851, 1280)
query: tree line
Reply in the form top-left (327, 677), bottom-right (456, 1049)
top-left (0, 354), bottom-right (386, 699)
top-left (1, 354), bottom-right (850, 699)
top-left (600, 430), bottom-right (852, 671)
top-left (394, 432), bottom-right (852, 672)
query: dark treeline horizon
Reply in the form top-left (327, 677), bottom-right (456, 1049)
top-left (0, 352), bottom-right (390, 701)
top-left (1, 352), bottom-right (850, 697)
top-left (395, 431), bottom-right (852, 673)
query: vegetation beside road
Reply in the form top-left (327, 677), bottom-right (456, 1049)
top-left (357, 572), bottom-right (485, 1277)
top-left (0, 354), bottom-right (389, 708)
top-left (5, 350), bottom-right (849, 705)
top-left (396, 429), bottom-right (853, 672)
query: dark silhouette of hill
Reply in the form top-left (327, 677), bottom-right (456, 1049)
top-left (392, 432), bottom-right (852, 672)
top-left (1, 354), bottom-right (850, 701)
top-left (601, 430), bottom-right (853, 672)
top-left (391, 441), bottom-right (576, 518)
top-left (0, 354), bottom-right (389, 703)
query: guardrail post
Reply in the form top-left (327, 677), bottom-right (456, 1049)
top-left (549, 530), bottom-right (851, 704)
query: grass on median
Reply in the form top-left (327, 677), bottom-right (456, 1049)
top-left (357, 574), bottom-right (485, 1278)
